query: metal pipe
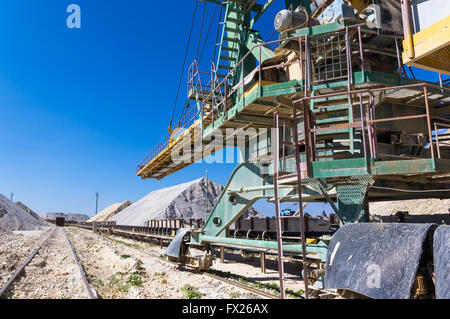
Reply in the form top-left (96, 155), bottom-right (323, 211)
top-left (273, 112), bottom-right (286, 299)
top-left (298, 37), bottom-right (304, 87)
top-left (370, 93), bottom-right (378, 157)
top-left (401, 0), bottom-right (415, 60)
top-left (424, 86), bottom-right (435, 160)
top-left (435, 123), bottom-right (442, 159)
top-left (282, 119), bottom-right (286, 172)
top-left (358, 25), bottom-right (365, 75)
top-left (293, 83), bottom-right (450, 104)
top-left (292, 101), bottom-right (310, 300)
top-left (228, 184), bottom-right (293, 194)
top-left (259, 44), bottom-right (262, 95)
top-left (359, 93), bottom-right (368, 163)
top-left (366, 95), bottom-right (374, 159)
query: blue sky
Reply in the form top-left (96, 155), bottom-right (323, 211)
top-left (0, 1), bottom-right (445, 217)
top-left (0, 1), bottom-right (288, 216)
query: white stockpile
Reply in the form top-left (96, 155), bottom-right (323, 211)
top-left (110, 177), bottom-right (261, 226)
top-left (370, 199), bottom-right (450, 216)
top-left (0, 194), bottom-right (48, 231)
top-left (87, 200), bottom-right (132, 223)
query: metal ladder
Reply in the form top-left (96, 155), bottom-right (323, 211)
top-left (273, 106), bottom-right (311, 299)
top-left (214, 1), bottom-right (251, 83)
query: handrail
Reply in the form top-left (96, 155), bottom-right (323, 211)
top-left (292, 82), bottom-right (450, 165)
top-left (137, 22), bottom-right (448, 175)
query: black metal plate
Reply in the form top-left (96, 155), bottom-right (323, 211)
top-left (165, 229), bottom-right (190, 258)
top-left (324, 223), bottom-right (433, 299)
top-left (434, 225), bottom-right (450, 299)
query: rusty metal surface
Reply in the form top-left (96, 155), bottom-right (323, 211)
top-left (64, 230), bottom-right (97, 299)
top-left (434, 225), bottom-right (450, 299)
top-left (324, 223), bottom-right (433, 299)
top-left (204, 272), bottom-right (280, 299)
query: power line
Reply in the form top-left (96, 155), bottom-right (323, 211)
top-left (213, 3), bottom-right (225, 69)
top-left (169, 0), bottom-right (199, 130)
top-left (195, 0), bottom-right (207, 61)
top-left (199, 3), bottom-right (219, 64)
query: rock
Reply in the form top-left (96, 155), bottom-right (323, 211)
top-left (15, 202), bottom-right (47, 223)
top-left (110, 178), bottom-right (263, 226)
top-left (87, 201), bottom-right (133, 223)
top-left (128, 286), bottom-right (144, 299)
top-left (0, 194), bottom-right (48, 231)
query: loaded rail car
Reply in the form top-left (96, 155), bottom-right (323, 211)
top-left (137, 0), bottom-right (450, 299)
top-left (55, 217), bottom-right (65, 227)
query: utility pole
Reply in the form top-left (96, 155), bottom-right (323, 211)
top-left (10, 193), bottom-right (14, 201)
top-left (95, 192), bottom-right (99, 215)
top-left (205, 171), bottom-right (210, 213)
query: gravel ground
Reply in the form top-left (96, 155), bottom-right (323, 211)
top-left (110, 235), bottom-right (307, 296)
top-left (0, 228), bottom-right (52, 288)
top-left (3, 228), bottom-right (91, 299)
top-left (67, 227), bottom-right (259, 299)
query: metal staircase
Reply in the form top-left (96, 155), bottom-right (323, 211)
top-left (215, 0), bottom-right (266, 83)
top-left (214, 1), bottom-right (245, 83)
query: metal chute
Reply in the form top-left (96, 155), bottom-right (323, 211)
top-left (324, 223), bottom-right (434, 299)
top-left (165, 228), bottom-right (190, 259)
top-left (434, 225), bottom-right (450, 299)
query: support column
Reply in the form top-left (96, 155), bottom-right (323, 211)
top-left (260, 251), bottom-right (266, 274)
top-left (220, 247), bottom-right (225, 264)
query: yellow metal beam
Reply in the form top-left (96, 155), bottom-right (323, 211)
top-left (403, 15), bottom-right (450, 76)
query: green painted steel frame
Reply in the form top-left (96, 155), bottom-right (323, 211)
top-left (185, 4), bottom-right (450, 263)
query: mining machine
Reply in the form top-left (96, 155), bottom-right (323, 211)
top-left (137, 0), bottom-right (450, 299)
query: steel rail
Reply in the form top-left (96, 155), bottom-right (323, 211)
top-left (91, 227), bottom-right (282, 300)
top-left (64, 230), bottom-right (97, 299)
top-left (0, 228), bottom-right (56, 297)
top-left (204, 272), bottom-right (280, 300)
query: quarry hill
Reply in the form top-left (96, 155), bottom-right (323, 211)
top-left (110, 177), bottom-right (263, 226)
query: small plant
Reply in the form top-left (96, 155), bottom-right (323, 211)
top-left (267, 282), bottom-right (280, 290)
top-left (88, 274), bottom-right (104, 289)
top-left (109, 274), bottom-right (120, 286)
top-left (127, 272), bottom-right (143, 287)
top-left (154, 271), bottom-right (166, 277)
top-left (121, 254), bottom-right (131, 259)
top-left (108, 271), bottom-right (143, 292)
top-left (286, 288), bottom-right (305, 299)
top-left (95, 247), bottom-right (103, 253)
top-left (103, 235), bottom-right (143, 250)
top-left (181, 285), bottom-right (204, 299)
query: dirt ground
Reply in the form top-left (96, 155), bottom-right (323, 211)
top-left (1, 225), bottom-right (307, 299)
top-left (210, 249), bottom-right (307, 294)
top-left (66, 227), bottom-right (259, 299)
top-left (73, 228), bottom-right (307, 298)
top-left (0, 228), bottom-right (51, 288)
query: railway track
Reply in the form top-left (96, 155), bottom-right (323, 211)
top-left (203, 273), bottom-right (280, 299)
top-left (0, 228), bottom-right (96, 299)
top-left (96, 228), bottom-right (283, 299)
